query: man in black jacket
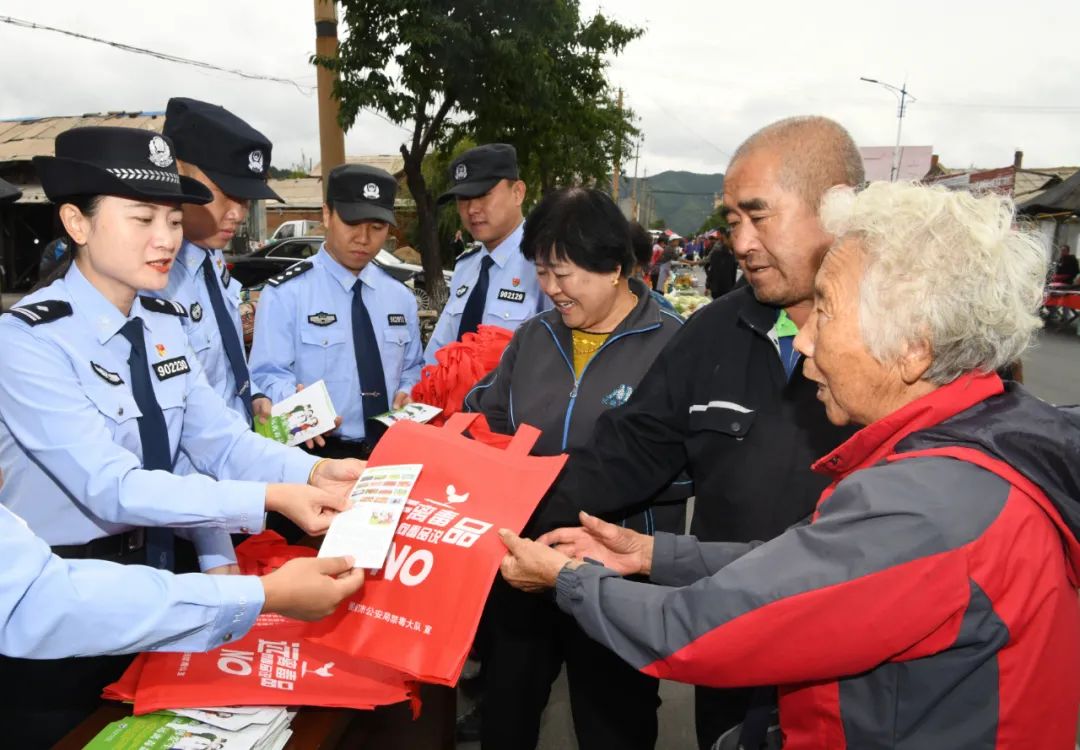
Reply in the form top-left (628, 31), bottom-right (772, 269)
top-left (532, 115), bottom-right (865, 749)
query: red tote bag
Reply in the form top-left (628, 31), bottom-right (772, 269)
top-left (124, 615), bottom-right (416, 715)
top-left (103, 534), bottom-right (417, 715)
top-left (307, 413), bottom-right (567, 685)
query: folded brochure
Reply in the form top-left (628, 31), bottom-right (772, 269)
top-left (371, 402), bottom-right (442, 427)
top-left (84, 709), bottom-right (293, 750)
top-left (255, 380), bottom-right (337, 448)
top-left (319, 464), bottom-right (423, 569)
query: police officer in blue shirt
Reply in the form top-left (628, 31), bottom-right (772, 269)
top-left (0, 127), bottom-right (362, 745)
top-left (250, 164), bottom-right (423, 461)
top-left (0, 469), bottom-right (364, 660)
top-left (423, 144), bottom-right (551, 364)
top-left (157, 97), bottom-right (281, 424)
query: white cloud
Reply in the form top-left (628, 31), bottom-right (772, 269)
top-left (3, 0), bottom-right (1078, 179)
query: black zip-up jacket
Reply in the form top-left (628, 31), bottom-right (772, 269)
top-left (464, 278), bottom-right (688, 535)
top-left (534, 285), bottom-right (856, 543)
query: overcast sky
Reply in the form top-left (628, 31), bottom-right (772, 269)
top-left (2, 1), bottom-right (1078, 178)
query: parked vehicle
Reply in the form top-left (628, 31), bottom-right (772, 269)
top-left (225, 236), bottom-right (451, 314)
top-left (267, 219), bottom-right (323, 243)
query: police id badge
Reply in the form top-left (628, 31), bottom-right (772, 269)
top-left (153, 356), bottom-right (191, 381)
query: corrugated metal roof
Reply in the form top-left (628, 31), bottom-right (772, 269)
top-left (309, 155), bottom-right (405, 177)
top-left (266, 176), bottom-right (415, 210)
top-left (0, 112), bottom-right (165, 163)
top-left (1013, 167), bottom-right (1080, 204)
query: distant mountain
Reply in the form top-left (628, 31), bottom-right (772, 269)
top-left (621, 170), bottom-right (724, 236)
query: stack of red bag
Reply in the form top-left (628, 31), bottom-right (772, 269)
top-left (102, 533), bottom-right (418, 716)
top-left (411, 324), bottom-right (512, 425)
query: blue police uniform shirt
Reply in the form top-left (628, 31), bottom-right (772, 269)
top-left (157, 239), bottom-right (258, 419)
top-left (423, 221), bottom-right (551, 365)
top-left (0, 504), bottom-right (263, 658)
top-left (0, 263), bottom-right (318, 571)
top-left (249, 245), bottom-right (424, 441)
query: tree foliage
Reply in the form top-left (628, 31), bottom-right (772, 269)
top-left (697, 204), bottom-right (730, 235)
top-left (315, 0), bottom-right (640, 297)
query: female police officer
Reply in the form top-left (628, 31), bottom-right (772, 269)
top-left (0, 127), bottom-right (362, 746)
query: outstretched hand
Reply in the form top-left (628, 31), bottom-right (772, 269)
top-left (498, 529), bottom-right (579, 593)
top-left (536, 511), bottom-right (653, 576)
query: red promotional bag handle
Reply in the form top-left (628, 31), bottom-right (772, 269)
top-left (442, 412), bottom-right (541, 456)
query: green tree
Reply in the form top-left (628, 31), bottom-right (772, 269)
top-left (463, 12), bottom-right (640, 196)
top-left (316, 0), bottom-right (640, 298)
top-left (697, 205), bottom-right (729, 235)
top-left (649, 218), bottom-right (666, 230)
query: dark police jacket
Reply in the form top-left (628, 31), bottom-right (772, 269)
top-left (534, 284), bottom-right (856, 543)
top-left (464, 277), bottom-right (688, 536)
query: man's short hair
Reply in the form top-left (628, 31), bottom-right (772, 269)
top-left (731, 116), bottom-right (865, 208)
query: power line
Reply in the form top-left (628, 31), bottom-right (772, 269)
top-left (1, 14), bottom-right (417, 136)
top-left (915, 101), bottom-right (1080, 114)
top-left (0, 15), bottom-right (315, 95)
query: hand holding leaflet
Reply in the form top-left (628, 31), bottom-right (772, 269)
top-left (318, 464), bottom-right (424, 569)
top-left (254, 380), bottom-right (337, 447)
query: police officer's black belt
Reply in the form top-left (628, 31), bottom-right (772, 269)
top-left (52, 529), bottom-right (147, 562)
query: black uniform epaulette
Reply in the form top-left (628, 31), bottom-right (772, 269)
top-left (4, 300), bottom-right (73, 326)
top-left (267, 260), bottom-right (314, 287)
top-left (139, 295), bottom-right (188, 317)
top-left (456, 244), bottom-right (481, 262)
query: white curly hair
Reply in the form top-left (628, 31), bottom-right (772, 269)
top-left (819, 182), bottom-right (1048, 385)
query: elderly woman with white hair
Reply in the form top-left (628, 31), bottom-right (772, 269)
top-left (497, 181), bottom-right (1080, 750)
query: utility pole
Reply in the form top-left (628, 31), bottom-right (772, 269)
top-left (314, 0), bottom-right (346, 198)
top-left (612, 88), bottom-right (624, 200)
top-left (860, 77), bottom-right (915, 182)
top-left (630, 138), bottom-right (642, 221)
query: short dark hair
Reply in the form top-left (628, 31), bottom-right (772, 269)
top-left (522, 187), bottom-right (634, 276)
top-left (628, 221), bottom-right (653, 269)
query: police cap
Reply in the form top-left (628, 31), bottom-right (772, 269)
top-left (32, 127), bottom-right (212, 205)
top-left (163, 97), bottom-right (282, 201)
top-left (326, 164), bottom-right (397, 226)
top-left (437, 143), bottom-right (519, 205)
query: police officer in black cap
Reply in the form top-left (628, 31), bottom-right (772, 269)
top-left (250, 164), bottom-right (423, 467)
top-left (158, 97), bottom-right (281, 429)
top-left (423, 143), bottom-right (551, 364)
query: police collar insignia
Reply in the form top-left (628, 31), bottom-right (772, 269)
top-left (153, 355), bottom-right (191, 381)
top-left (496, 288), bottom-right (525, 303)
top-left (362, 183), bottom-right (380, 200)
top-left (308, 312), bottom-right (337, 327)
top-left (454, 163), bottom-right (468, 181)
top-left (387, 313), bottom-right (407, 326)
top-left (248, 149), bottom-right (264, 174)
top-left (456, 285), bottom-right (469, 298)
top-left (91, 361), bottom-right (124, 386)
top-left (190, 301), bottom-right (203, 322)
top-left (147, 136), bottom-right (173, 168)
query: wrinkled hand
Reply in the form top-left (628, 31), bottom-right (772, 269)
top-left (295, 383), bottom-right (343, 449)
top-left (499, 529), bottom-right (580, 593)
top-left (204, 563), bottom-right (242, 575)
top-left (261, 556), bottom-right (365, 621)
top-left (265, 483), bottom-right (350, 536)
top-left (252, 396), bottom-right (273, 422)
top-left (310, 458), bottom-right (367, 498)
top-left (537, 511), bottom-right (653, 576)
top-left (392, 391), bottom-right (411, 410)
